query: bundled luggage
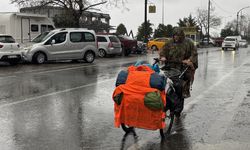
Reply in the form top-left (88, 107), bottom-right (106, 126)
top-left (112, 65), bottom-right (166, 130)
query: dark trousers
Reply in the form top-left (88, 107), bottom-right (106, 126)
top-left (174, 98), bottom-right (184, 114)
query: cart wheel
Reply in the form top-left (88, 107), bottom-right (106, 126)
top-left (167, 112), bottom-right (175, 134)
top-left (160, 111), bottom-right (175, 138)
top-left (121, 123), bottom-right (134, 133)
top-left (160, 129), bottom-right (165, 139)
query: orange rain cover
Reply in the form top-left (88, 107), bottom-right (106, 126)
top-left (113, 65), bottom-right (166, 130)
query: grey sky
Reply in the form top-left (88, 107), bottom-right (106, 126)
top-left (1, 0), bottom-right (250, 36)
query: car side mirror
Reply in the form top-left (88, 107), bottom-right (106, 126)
top-left (51, 39), bottom-right (56, 45)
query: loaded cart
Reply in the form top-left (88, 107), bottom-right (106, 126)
top-left (112, 64), bottom-right (173, 138)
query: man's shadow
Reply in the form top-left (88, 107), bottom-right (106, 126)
top-left (160, 113), bottom-right (192, 150)
top-left (120, 129), bottom-right (139, 150)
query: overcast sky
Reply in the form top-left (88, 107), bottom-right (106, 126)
top-left (1, 0), bottom-right (250, 36)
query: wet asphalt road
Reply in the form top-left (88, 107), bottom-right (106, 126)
top-left (0, 47), bottom-right (250, 150)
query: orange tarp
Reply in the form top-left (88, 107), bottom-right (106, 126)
top-left (113, 66), bottom-right (166, 130)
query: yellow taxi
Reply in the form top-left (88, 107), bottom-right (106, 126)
top-left (147, 37), bottom-right (170, 51)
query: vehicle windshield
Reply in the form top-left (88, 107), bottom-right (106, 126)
top-left (0, 36), bottom-right (15, 43)
top-left (32, 31), bottom-right (55, 43)
top-left (32, 32), bottom-right (50, 43)
top-left (225, 38), bottom-right (236, 41)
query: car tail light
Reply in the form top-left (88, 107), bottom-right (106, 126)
top-left (108, 42), bottom-right (113, 48)
top-left (0, 44), bottom-right (3, 48)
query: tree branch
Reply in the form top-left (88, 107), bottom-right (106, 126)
top-left (82, 1), bottom-right (107, 11)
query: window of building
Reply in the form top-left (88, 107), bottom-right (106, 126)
top-left (31, 24), bottom-right (39, 32)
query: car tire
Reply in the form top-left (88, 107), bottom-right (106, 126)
top-left (98, 49), bottom-right (106, 58)
top-left (71, 59), bottom-right (79, 63)
top-left (8, 61), bottom-right (18, 65)
top-left (84, 51), bottom-right (95, 63)
top-left (32, 52), bottom-right (46, 64)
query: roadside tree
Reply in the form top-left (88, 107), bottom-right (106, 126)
top-left (116, 24), bottom-right (127, 35)
top-left (10, 0), bottom-right (111, 27)
top-left (196, 8), bottom-right (221, 38)
top-left (177, 14), bottom-right (197, 27)
top-left (136, 21), bottom-right (153, 41)
top-left (220, 27), bottom-right (235, 37)
top-left (154, 24), bottom-right (173, 38)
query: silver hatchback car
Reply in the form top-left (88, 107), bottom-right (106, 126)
top-left (22, 28), bottom-right (98, 64)
top-left (97, 34), bottom-right (122, 57)
top-left (0, 34), bottom-right (22, 65)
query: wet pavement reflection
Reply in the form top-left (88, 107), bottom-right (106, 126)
top-left (1, 47), bottom-right (250, 149)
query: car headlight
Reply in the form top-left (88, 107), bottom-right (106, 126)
top-left (23, 46), bottom-right (32, 53)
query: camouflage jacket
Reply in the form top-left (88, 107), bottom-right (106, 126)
top-left (159, 38), bottom-right (198, 70)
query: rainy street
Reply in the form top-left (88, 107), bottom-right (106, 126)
top-left (1, 47), bottom-right (250, 150)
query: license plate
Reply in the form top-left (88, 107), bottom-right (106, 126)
top-left (8, 55), bottom-right (18, 58)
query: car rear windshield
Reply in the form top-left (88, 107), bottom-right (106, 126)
top-left (109, 36), bottom-right (119, 43)
top-left (0, 36), bottom-right (15, 43)
top-left (225, 38), bottom-right (236, 41)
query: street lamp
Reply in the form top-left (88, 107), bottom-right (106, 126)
top-left (236, 6), bottom-right (250, 35)
top-left (144, 0), bottom-right (148, 43)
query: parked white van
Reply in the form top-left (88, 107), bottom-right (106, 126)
top-left (222, 36), bottom-right (240, 50)
top-left (22, 28), bottom-right (98, 64)
top-left (0, 12), bottom-right (55, 43)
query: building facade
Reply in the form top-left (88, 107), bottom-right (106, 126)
top-left (20, 6), bottom-right (112, 32)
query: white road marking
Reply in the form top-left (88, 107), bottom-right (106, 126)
top-left (0, 78), bottom-right (115, 108)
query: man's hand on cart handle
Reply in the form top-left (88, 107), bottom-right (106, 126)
top-left (182, 59), bottom-right (195, 70)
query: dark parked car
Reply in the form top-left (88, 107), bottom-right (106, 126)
top-left (116, 35), bottom-right (137, 56)
top-left (214, 37), bottom-right (224, 47)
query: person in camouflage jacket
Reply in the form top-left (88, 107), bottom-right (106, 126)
top-left (159, 27), bottom-right (198, 117)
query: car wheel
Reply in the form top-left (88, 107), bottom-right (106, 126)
top-left (84, 51), bottom-right (95, 63)
top-left (8, 61), bottom-right (18, 65)
top-left (209, 43), bottom-right (214, 47)
top-left (98, 49), bottom-right (106, 58)
top-left (33, 52), bottom-right (46, 64)
top-left (151, 45), bottom-right (158, 51)
top-left (71, 59), bottom-right (79, 63)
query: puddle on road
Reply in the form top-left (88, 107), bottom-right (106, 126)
top-left (243, 63), bottom-right (250, 66)
top-left (244, 78), bottom-right (250, 84)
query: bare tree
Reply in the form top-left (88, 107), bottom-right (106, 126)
top-left (196, 7), bottom-right (221, 38)
top-left (224, 15), bottom-right (250, 38)
top-left (10, 0), bottom-right (112, 27)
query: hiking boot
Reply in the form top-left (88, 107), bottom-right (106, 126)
top-left (175, 112), bottom-right (181, 118)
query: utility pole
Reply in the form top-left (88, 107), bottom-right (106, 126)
top-left (162, 0), bottom-right (164, 24)
top-left (144, 0), bottom-right (148, 43)
top-left (207, 0), bottom-right (210, 45)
